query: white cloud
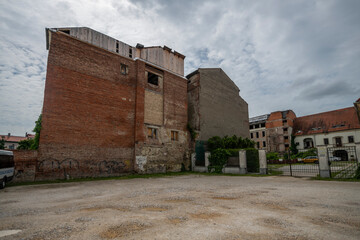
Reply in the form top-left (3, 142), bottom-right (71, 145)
top-left (0, 0), bottom-right (359, 135)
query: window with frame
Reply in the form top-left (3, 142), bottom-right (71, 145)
top-left (171, 131), bottom-right (179, 141)
top-left (262, 131), bottom-right (265, 137)
top-left (324, 138), bottom-right (329, 145)
top-left (147, 72), bottom-right (159, 86)
top-left (147, 127), bottom-right (157, 139)
top-left (335, 137), bottom-right (342, 147)
top-left (348, 136), bottom-right (354, 143)
top-left (120, 64), bottom-right (128, 75)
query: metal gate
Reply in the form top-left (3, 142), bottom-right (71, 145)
top-left (268, 149), bottom-right (320, 177)
top-left (327, 146), bottom-right (359, 179)
top-left (195, 141), bottom-right (206, 166)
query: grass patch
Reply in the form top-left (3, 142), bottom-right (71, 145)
top-left (7, 171), bottom-right (280, 187)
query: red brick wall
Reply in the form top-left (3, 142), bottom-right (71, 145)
top-left (12, 150), bottom-right (37, 182)
top-left (38, 32), bottom-right (138, 180)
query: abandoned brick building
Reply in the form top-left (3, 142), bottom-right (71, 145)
top-left (187, 68), bottom-right (249, 141)
top-left (38, 27), bottom-right (188, 179)
top-left (250, 110), bottom-right (296, 153)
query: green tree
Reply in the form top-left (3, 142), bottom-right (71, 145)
top-left (30, 114), bottom-right (42, 150)
top-left (17, 139), bottom-right (35, 150)
top-left (0, 137), bottom-right (5, 149)
top-left (290, 135), bottom-right (298, 154)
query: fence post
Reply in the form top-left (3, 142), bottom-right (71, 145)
top-left (259, 150), bottom-right (267, 174)
top-left (191, 153), bottom-right (196, 171)
top-left (318, 147), bottom-right (330, 178)
top-left (239, 150), bottom-right (247, 174)
top-left (205, 151), bottom-right (210, 173)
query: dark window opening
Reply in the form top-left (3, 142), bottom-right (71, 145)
top-left (250, 125), bottom-right (254, 129)
top-left (284, 127), bottom-right (288, 132)
top-left (335, 137), bottom-right (342, 147)
top-left (263, 141), bottom-right (266, 147)
top-left (256, 132), bottom-right (259, 138)
top-left (60, 29), bottom-right (70, 34)
top-left (282, 120), bottom-right (287, 123)
top-left (250, 133), bottom-right (253, 138)
top-left (284, 136), bottom-right (289, 140)
top-left (324, 138), bottom-right (329, 145)
top-left (129, 48), bottom-right (132, 58)
top-left (262, 131), bottom-right (265, 137)
top-left (257, 142), bottom-right (260, 148)
top-left (148, 72), bottom-right (159, 86)
top-left (261, 123), bottom-right (265, 128)
top-left (348, 136), bottom-right (354, 143)
top-left (116, 41), bottom-right (119, 53)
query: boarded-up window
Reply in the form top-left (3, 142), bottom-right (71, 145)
top-left (147, 127), bottom-right (157, 139)
top-left (171, 131), bottom-right (179, 141)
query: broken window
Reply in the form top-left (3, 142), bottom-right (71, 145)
top-left (262, 131), bottom-right (265, 137)
top-left (120, 64), bottom-right (128, 75)
top-left (257, 142), bottom-right (260, 148)
top-left (250, 133), bottom-right (253, 138)
top-left (147, 127), bottom-right (157, 139)
top-left (263, 141), bottom-right (266, 147)
top-left (324, 138), bottom-right (329, 145)
top-left (261, 123), bottom-right (265, 128)
top-left (282, 120), bottom-right (287, 123)
top-left (129, 48), bottom-right (132, 58)
top-left (171, 131), bottom-right (179, 141)
top-left (147, 72), bottom-right (159, 86)
top-left (284, 127), bottom-right (288, 132)
top-left (284, 136), bottom-right (289, 140)
top-left (60, 29), bottom-right (70, 34)
top-left (116, 41), bottom-right (119, 53)
top-left (256, 132), bottom-right (259, 138)
top-left (348, 136), bottom-right (354, 143)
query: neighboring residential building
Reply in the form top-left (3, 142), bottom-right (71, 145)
top-left (187, 68), bottom-right (250, 141)
top-left (249, 114), bottom-right (269, 151)
top-left (0, 133), bottom-right (35, 150)
top-left (249, 110), bottom-right (296, 153)
top-left (293, 106), bottom-right (360, 161)
top-left (39, 27), bottom-right (188, 180)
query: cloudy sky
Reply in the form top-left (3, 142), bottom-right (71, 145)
top-left (0, 0), bottom-right (359, 136)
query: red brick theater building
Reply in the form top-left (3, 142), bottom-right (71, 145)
top-left (39, 27), bottom-right (189, 180)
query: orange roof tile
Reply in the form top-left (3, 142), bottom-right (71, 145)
top-left (0, 134), bottom-right (34, 143)
top-left (293, 107), bottom-right (360, 136)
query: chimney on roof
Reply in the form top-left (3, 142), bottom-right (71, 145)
top-left (8, 133), bottom-right (10, 137)
top-left (25, 132), bottom-right (28, 137)
top-left (136, 43), bottom-right (144, 49)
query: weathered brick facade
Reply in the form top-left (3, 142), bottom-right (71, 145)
top-left (37, 31), bottom-right (189, 180)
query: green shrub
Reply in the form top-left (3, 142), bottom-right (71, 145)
top-left (266, 152), bottom-right (279, 161)
top-left (227, 148), bottom-right (241, 157)
top-left (208, 148), bottom-right (230, 173)
top-left (246, 148), bottom-right (259, 173)
top-left (207, 135), bottom-right (255, 152)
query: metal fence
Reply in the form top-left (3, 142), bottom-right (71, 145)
top-left (328, 146), bottom-right (359, 179)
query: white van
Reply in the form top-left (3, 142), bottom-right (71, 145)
top-left (0, 150), bottom-right (14, 189)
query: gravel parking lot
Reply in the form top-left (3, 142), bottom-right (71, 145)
top-left (0, 175), bottom-right (360, 240)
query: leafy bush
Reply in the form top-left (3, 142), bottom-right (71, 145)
top-left (266, 152), bottom-right (279, 161)
top-left (17, 139), bottom-right (35, 150)
top-left (207, 135), bottom-right (255, 152)
top-left (246, 148), bottom-right (259, 173)
top-left (208, 148), bottom-right (230, 173)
